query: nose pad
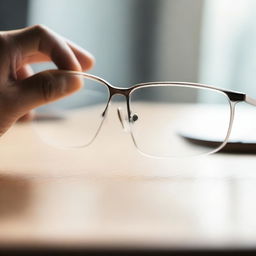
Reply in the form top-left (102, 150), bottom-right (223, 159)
top-left (130, 113), bottom-right (138, 123)
top-left (117, 107), bottom-right (130, 132)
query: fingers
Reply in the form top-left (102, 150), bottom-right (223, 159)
top-left (25, 41), bottom-right (95, 71)
top-left (16, 65), bottom-right (34, 121)
top-left (18, 110), bottom-right (35, 122)
top-left (14, 70), bottom-right (83, 116)
top-left (23, 52), bottom-right (49, 64)
top-left (0, 26), bottom-right (94, 135)
top-left (66, 40), bottom-right (95, 71)
top-left (16, 25), bottom-right (81, 71)
top-left (16, 64), bottom-right (34, 80)
top-left (11, 25), bottom-right (94, 71)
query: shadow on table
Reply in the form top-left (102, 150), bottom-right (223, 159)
top-left (0, 174), bottom-right (32, 218)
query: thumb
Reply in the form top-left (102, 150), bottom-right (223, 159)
top-left (15, 70), bottom-right (83, 116)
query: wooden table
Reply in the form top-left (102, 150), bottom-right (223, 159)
top-left (0, 107), bottom-right (256, 255)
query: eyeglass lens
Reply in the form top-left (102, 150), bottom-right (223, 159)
top-left (129, 85), bottom-right (231, 157)
top-left (32, 74), bottom-right (109, 148)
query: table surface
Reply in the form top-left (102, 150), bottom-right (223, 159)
top-left (0, 105), bottom-right (256, 251)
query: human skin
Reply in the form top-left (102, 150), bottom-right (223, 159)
top-left (0, 24), bottom-right (95, 135)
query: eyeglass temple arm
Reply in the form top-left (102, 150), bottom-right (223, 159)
top-left (225, 90), bottom-right (256, 106)
top-left (245, 95), bottom-right (256, 106)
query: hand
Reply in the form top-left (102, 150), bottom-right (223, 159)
top-left (0, 25), bottom-right (94, 135)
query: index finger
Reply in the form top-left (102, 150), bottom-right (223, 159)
top-left (23, 39), bottom-right (95, 71)
top-left (11, 25), bottom-right (83, 71)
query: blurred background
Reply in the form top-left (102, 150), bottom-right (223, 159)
top-left (1, 1), bottom-right (256, 250)
top-left (1, 0), bottom-right (256, 97)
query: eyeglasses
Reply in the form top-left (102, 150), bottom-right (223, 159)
top-left (32, 70), bottom-right (256, 158)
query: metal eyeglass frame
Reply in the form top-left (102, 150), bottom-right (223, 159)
top-left (50, 70), bottom-right (256, 158)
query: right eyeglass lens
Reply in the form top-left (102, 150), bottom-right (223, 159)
top-left (32, 74), bottom-right (110, 148)
top-left (130, 84), bottom-right (232, 157)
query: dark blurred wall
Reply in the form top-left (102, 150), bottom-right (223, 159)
top-left (0, 0), bottom-right (28, 30)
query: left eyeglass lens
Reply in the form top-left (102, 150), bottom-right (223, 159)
top-left (32, 74), bottom-right (110, 148)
